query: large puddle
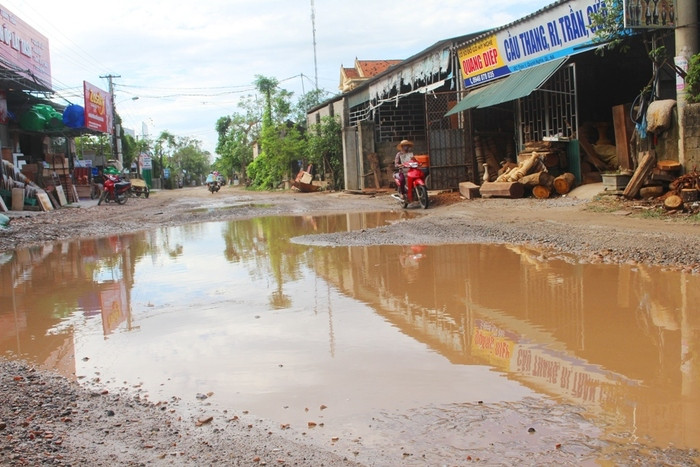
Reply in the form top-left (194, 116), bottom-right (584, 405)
top-left (1, 212), bottom-right (699, 463)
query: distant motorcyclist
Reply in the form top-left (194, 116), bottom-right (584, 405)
top-left (394, 139), bottom-right (418, 199)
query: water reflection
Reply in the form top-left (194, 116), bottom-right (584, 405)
top-left (0, 213), bottom-right (698, 456)
top-left (307, 240), bottom-right (700, 450)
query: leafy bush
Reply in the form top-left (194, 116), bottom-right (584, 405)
top-left (685, 54), bottom-right (700, 103)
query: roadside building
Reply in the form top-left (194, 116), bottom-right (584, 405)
top-left (309, 0), bottom-right (694, 195)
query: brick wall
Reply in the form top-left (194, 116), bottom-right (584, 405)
top-left (376, 94), bottom-right (426, 145)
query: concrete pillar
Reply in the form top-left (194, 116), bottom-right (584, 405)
top-left (675, 0), bottom-right (698, 165)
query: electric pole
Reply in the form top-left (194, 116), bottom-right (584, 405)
top-left (310, 0), bottom-right (319, 90)
top-left (100, 73), bottom-right (122, 166)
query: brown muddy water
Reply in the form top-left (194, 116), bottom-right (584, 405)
top-left (1, 212), bottom-right (699, 464)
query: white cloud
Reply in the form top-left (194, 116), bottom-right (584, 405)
top-left (6, 0), bottom-right (554, 156)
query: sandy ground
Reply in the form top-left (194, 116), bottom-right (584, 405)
top-left (1, 184), bottom-right (700, 465)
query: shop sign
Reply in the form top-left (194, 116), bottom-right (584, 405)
top-left (0, 5), bottom-right (51, 89)
top-left (83, 81), bottom-right (113, 133)
top-left (458, 0), bottom-right (606, 88)
top-left (139, 153), bottom-right (152, 170)
top-left (623, 0), bottom-right (675, 28)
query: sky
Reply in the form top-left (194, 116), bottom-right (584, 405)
top-left (7, 0), bottom-right (554, 158)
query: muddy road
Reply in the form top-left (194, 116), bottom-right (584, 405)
top-left (1, 184), bottom-right (699, 465)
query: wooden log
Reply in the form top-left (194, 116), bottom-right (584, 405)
top-left (479, 181), bottom-right (525, 198)
top-left (519, 171), bottom-right (554, 188)
top-left (459, 181), bottom-right (481, 199)
top-left (664, 194), bottom-right (684, 210)
top-left (11, 187), bottom-right (24, 211)
top-left (639, 185), bottom-right (664, 199)
top-left (681, 188), bottom-right (699, 202)
top-left (502, 152), bottom-right (540, 182)
top-left (623, 151), bottom-right (656, 199)
top-left (657, 160), bottom-right (682, 172)
top-left (553, 172), bottom-right (576, 194)
top-left (532, 185), bottom-right (552, 199)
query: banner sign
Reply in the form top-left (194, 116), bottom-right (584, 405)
top-left (623, 0), bottom-right (675, 28)
top-left (0, 5), bottom-right (52, 89)
top-left (458, 0), bottom-right (606, 88)
top-left (83, 81), bottom-right (112, 133)
top-left (139, 153), bottom-right (152, 170)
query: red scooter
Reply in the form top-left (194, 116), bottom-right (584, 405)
top-left (392, 161), bottom-right (429, 209)
top-left (97, 174), bottom-right (132, 205)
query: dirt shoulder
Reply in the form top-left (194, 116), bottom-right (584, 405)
top-left (2, 184), bottom-right (700, 270)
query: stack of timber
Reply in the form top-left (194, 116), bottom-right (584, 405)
top-left (519, 141), bottom-right (566, 170)
top-left (479, 150), bottom-right (577, 200)
top-left (662, 167), bottom-right (700, 211)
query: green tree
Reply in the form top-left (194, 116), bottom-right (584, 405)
top-left (306, 116), bottom-right (343, 190)
top-left (171, 138), bottom-right (211, 185)
top-left (292, 88), bottom-right (329, 128)
top-left (215, 113), bottom-right (257, 183)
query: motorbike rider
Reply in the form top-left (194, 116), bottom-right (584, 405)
top-left (394, 139), bottom-right (418, 200)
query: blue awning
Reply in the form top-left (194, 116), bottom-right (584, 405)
top-left (445, 57), bottom-right (568, 116)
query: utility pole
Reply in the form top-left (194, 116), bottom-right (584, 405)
top-left (100, 73), bottom-right (122, 166)
top-left (675, 0), bottom-right (698, 165)
top-left (310, 0), bottom-right (319, 90)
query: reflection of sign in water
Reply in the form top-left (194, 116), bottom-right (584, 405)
top-left (472, 319), bottom-right (638, 410)
top-left (99, 282), bottom-right (129, 335)
top-left (471, 320), bottom-right (516, 370)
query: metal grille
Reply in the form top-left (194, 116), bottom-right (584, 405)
top-left (348, 102), bottom-right (372, 127)
top-left (518, 63), bottom-right (578, 146)
top-left (424, 91), bottom-right (472, 189)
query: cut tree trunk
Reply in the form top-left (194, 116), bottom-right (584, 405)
top-left (532, 185), bottom-right (552, 199)
top-left (664, 194), bottom-right (684, 210)
top-left (639, 185), bottom-right (664, 199)
top-left (480, 181), bottom-right (525, 198)
top-left (553, 173), bottom-right (576, 195)
top-left (519, 171), bottom-right (554, 188)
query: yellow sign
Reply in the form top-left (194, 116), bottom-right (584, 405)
top-left (458, 35), bottom-right (507, 87)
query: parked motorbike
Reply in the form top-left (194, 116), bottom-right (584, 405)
top-left (97, 174), bottom-right (132, 205)
top-left (207, 180), bottom-right (220, 193)
top-left (392, 161), bottom-right (429, 209)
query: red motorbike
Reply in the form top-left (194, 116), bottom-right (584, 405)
top-left (97, 174), bottom-right (132, 205)
top-left (392, 161), bottom-right (429, 209)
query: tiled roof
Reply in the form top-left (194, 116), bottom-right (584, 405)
top-left (342, 67), bottom-right (360, 79)
top-left (356, 59), bottom-right (402, 78)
